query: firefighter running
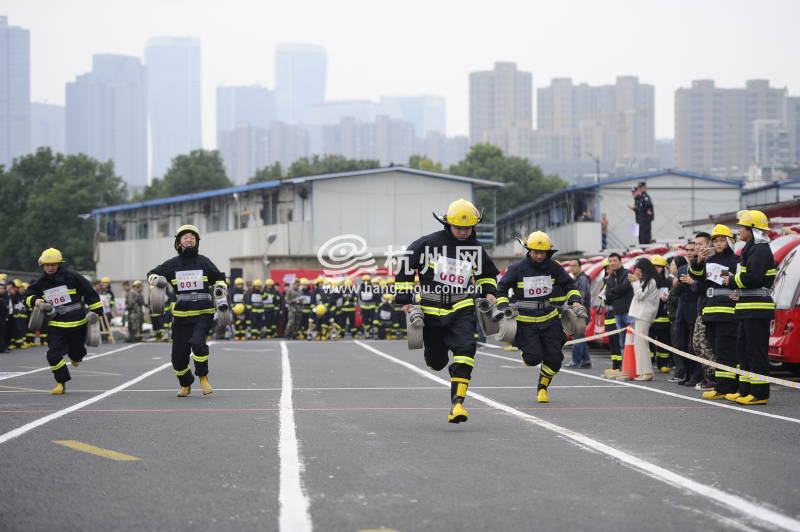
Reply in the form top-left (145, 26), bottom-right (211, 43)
top-left (23, 248), bottom-right (105, 394)
top-left (394, 199), bottom-right (500, 424)
top-left (496, 231), bottom-right (585, 403)
top-left (147, 225), bottom-right (227, 397)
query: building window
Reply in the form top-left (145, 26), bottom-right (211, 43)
top-left (137, 222), bottom-right (148, 240)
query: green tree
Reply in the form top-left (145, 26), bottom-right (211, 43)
top-left (249, 154), bottom-right (380, 183)
top-left (0, 148), bottom-right (128, 271)
top-left (408, 154), bottom-right (444, 172)
top-left (449, 144), bottom-right (567, 220)
top-left (142, 150), bottom-right (231, 199)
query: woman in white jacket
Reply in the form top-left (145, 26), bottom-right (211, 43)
top-left (627, 258), bottom-right (661, 380)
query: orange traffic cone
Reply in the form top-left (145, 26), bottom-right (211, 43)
top-left (618, 326), bottom-right (638, 380)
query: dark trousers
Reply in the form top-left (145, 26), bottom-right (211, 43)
top-left (736, 318), bottom-right (771, 399)
top-left (336, 310), bottom-right (356, 335)
top-left (638, 221), bottom-right (652, 244)
top-left (47, 326), bottom-right (87, 383)
top-left (265, 309), bottom-right (278, 337)
top-left (171, 316), bottom-right (213, 387)
top-left (0, 317), bottom-right (7, 351)
top-left (422, 308), bottom-right (477, 383)
top-left (674, 317), bottom-right (696, 380)
top-left (607, 322), bottom-right (622, 369)
top-left (649, 323), bottom-right (672, 368)
top-left (360, 308), bottom-right (376, 334)
top-left (11, 316), bottom-right (27, 348)
top-left (514, 318), bottom-right (565, 389)
top-left (705, 321), bottom-right (738, 394)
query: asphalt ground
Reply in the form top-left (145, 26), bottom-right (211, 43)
top-left (0, 338), bottom-right (799, 532)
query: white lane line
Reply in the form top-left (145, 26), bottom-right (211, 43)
top-left (0, 343), bottom-right (140, 381)
top-left (278, 341), bottom-right (313, 532)
top-left (0, 362), bottom-right (172, 446)
top-left (356, 341), bottom-right (800, 532)
top-left (477, 350), bottom-right (800, 426)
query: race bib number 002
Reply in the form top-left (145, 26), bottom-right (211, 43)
top-left (522, 276), bottom-right (553, 298)
top-left (176, 270), bottom-right (203, 291)
top-left (434, 257), bottom-right (472, 288)
top-left (44, 285), bottom-right (70, 307)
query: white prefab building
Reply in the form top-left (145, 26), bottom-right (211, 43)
top-left (494, 171), bottom-right (743, 256)
top-left (89, 167), bottom-right (502, 281)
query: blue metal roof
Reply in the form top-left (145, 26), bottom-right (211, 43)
top-left (89, 179), bottom-right (281, 215)
top-left (90, 166), bottom-right (504, 217)
top-left (496, 170), bottom-right (743, 224)
top-left (742, 178), bottom-right (800, 195)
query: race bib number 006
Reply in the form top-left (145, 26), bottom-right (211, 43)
top-left (44, 285), bottom-right (70, 307)
top-left (434, 257), bottom-right (472, 288)
top-left (176, 270), bottom-right (203, 291)
top-left (522, 276), bottom-right (553, 298)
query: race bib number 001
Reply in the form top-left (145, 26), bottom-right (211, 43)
top-left (176, 270), bottom-right (203, 292)
top-left (434, 256), bottom-right (472, 288)
top-left (522, 276), bottom-right (553, 298)
top-left (44, 285), bottom-right (70, 307)
top-left (233, 293), bottom-right (244, 303)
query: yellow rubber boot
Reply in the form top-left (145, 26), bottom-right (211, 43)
top-left (50, 383), bottom-right (65, 395)
top-left (199, 376), bottom-right (213, 395)
top-left (735, 394), bottom-right (768, 405)
top-left (71, 359), bottom-right (80, 368)
top-left (448, 403), bottom-right (469, 424)
top-left (702, 390), bottom-right (726, 400)
top-left (537, 389), bottom-right (550, 403)
top-left (177, 386), bottom-right (191, 397)
top-left (724, 392), bottom-right (741, 402)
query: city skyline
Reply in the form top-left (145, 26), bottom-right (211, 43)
top-left (7, 0), bottom-right (799, 147)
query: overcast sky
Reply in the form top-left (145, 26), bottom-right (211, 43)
top-left (4, 0), bottom-right (798, 148)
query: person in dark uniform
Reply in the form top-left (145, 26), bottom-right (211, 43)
top-left (632, 182), bottom-right (654, 245)
top-left (147, 225), bottom-right (227, 397)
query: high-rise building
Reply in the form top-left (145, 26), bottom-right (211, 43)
top-left (536, 76), bottom-right (655, 175)
top-left (0, 16), bottom-right (30, 167)
top-left (307, 100), bottom-right (381, 126)
top-left (469, 62), bottom-right (532, 155)
top-left (786, 97), bottom-right (800, 165)
top-left (675, 79), bottom-right (787, 177)
top-left (275, 44), bottom-right (326, 124)
top-left (267, 121), bottom-right (309, 168)
top-left (144, 36), bottom-right (202, 179)
top-left (380, 95), bottom-right (446, 137)
top-left (216, 85), bottom-right (276, 182)
top-left (66, 54), bottom-right (148, 188)
top-left (30, 102), bottom-right (64, 154)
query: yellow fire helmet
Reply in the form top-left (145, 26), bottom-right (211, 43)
top-left (13, 279), bottom-right (22, 287)
top-left (314, 303), bottom-right (327, 317)
top-left (371, 276), bottom-right (382, 285)
top-left (132, 280), bottom-right (143, 287)
top-left (0, 273), bottom-right (5, 280)
top-left (437, 198), bottom-right (481, 228)
top-left (300, 277), bottom-right (309, 285)
top-left (38, 248), bottom-right (63, 265)
top-left (601, 258), bottom-right (610, 267)
top-left (233, 303), bottom-right (246, 315)
top-left (649, 255), bottom-right (668, 267)
top-left (253, 279), bottom-right (263, 287)
top-left (315, 276), bottom-right (325, 284)
top-left (385, 277), bottom-right (395, 284)
top-left (330, 279), bottom-right (342, 286)
top-left (234, 277), bottom-right (244, 285)
top-left (22, 282), bottom-right (29, 290)
top-left (710, 223), bottom-right (735, 240)
top-left (101, 276), bottom-right (110, 283)
top-left (361, 274), bottom-right (371, 281)
top-left (736, 210), bottom-right (769, 231)
top-left (383, 293), bottom-right (393, 302)
top-left (344, 278), bottom-right (353, 286)
top-left (265, 278), bottom-right (275, 286)
top-left (174, 224), bottom-right (201, 251)
top-left (517, 231), bottom-right (554, 252)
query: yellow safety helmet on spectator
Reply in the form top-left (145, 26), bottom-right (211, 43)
top-left (361, 274), bottom-right (371, 282)
top-left (710, 224), bottom-right (735, 240)
top-left (315, 304), bottom-right (327, 317)
top-left (101, 276), bottom-right (110, 283)
top-left (233, 303), bottom-right (245, 315)
top-left (22, 282), bottom-right (29, 290)
top-left (13, 279), bottom-right (22, 287)
top-left (436, 198), bottom-right (481, 228)
top-left (38, 248), bottom-right (63, 265)
top-left (736, 210), bottom-right (769, 231)
top-left (234, 277), bottom-right (244, 285)
top-left (253, 279), bottom-right (263, 287)
top-left (649, 255), bottom-right (668, 267)
top-left (300, 277), bottom-right (309, 285)
top-left (601, 258), bottom-right (609, 267)
top-left (344, 278), bottom-right (353, 286)
top-left (265, 278), bottom-right (275, 286)
top-left (371, 277), bottom-right (382, 285)
top-left (382, 293), bottom-right (393, 302)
